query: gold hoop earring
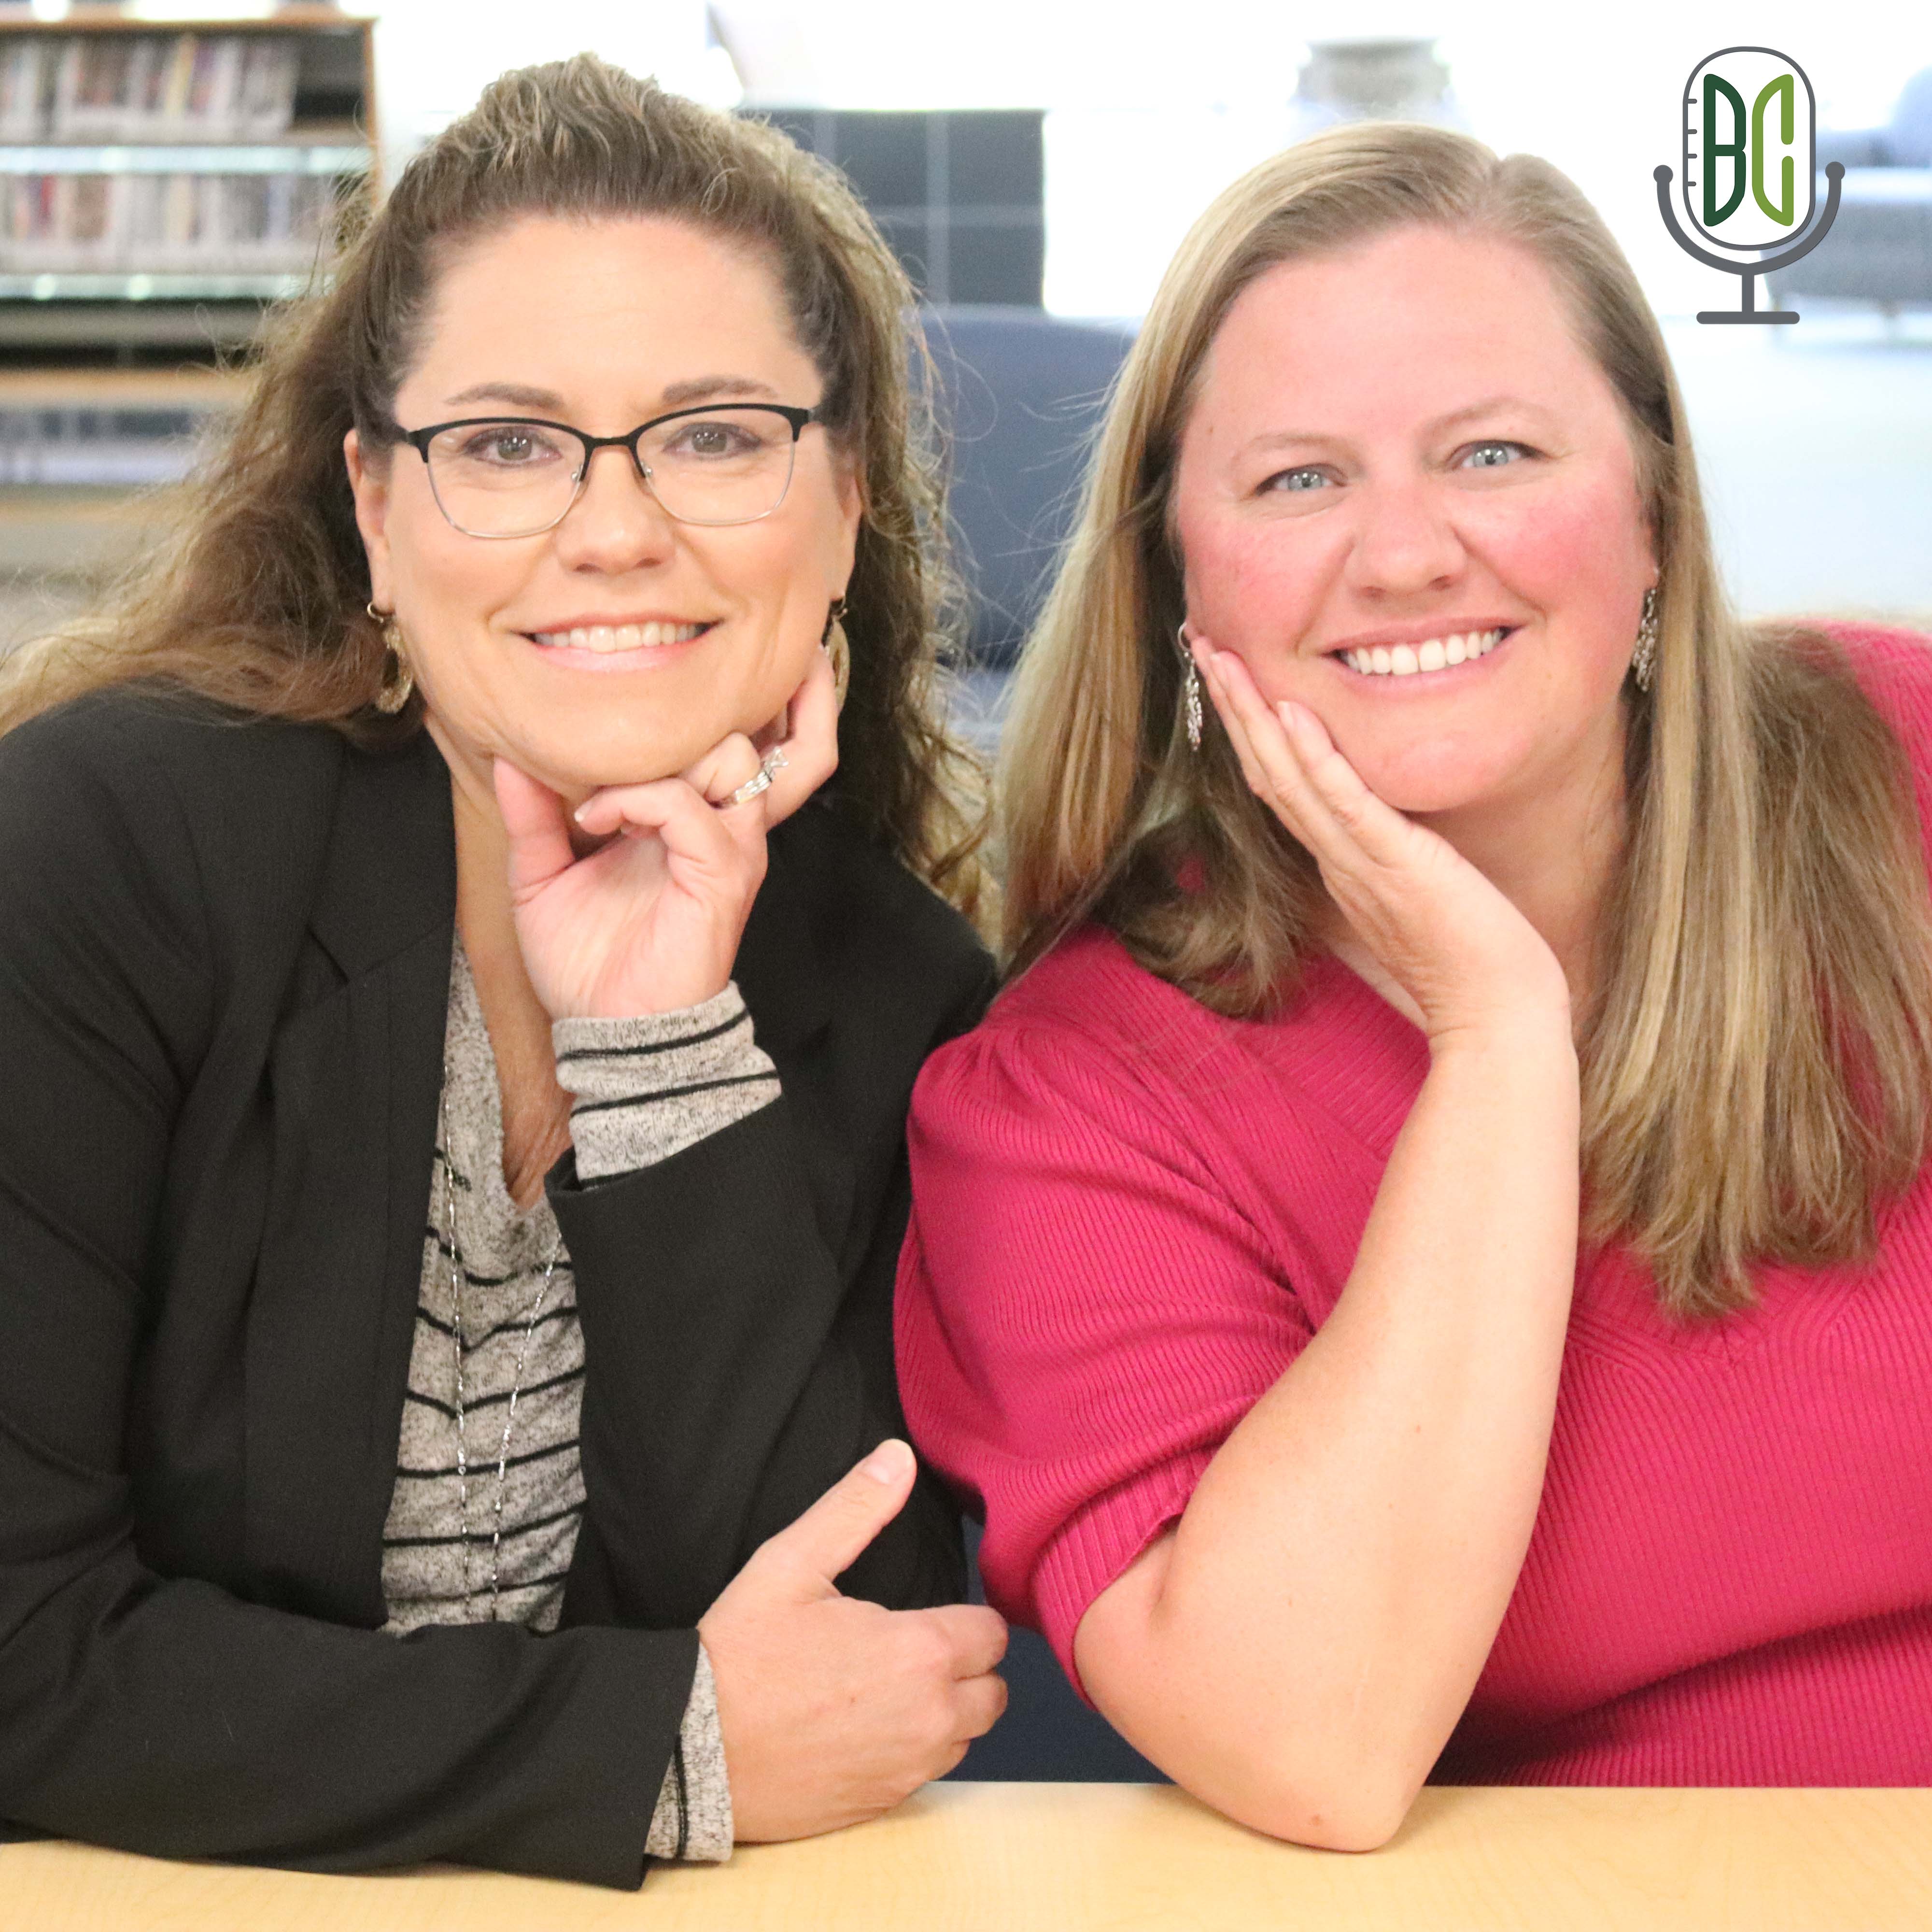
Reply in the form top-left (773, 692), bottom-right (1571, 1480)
top-left (1176, 622), bottom-right (1203, 752)
top-left (1631, 584), bottom-right (1660, 695)
top-left (369, 600), bottom-right (415, 715)
top-left (822, 598), bottom-right (851, 712)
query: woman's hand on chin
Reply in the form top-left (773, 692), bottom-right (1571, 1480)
top-left (1194, 639), bottom-right (1571, 1049)
top-left (494, 644), bottom-right (840, 1020)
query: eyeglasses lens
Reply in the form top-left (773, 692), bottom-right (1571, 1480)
top-left (424, 409), bottom-right (800, 536)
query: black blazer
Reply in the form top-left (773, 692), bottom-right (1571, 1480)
top-left (0, 687), bottom-right (991, 1887)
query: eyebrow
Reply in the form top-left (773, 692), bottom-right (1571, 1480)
top-left (442, 381), bottom-right (565, 412)
top-left (660, 374), bottom-right (781, 407)
top-left (1239, 396), bottom-right (1558, 456)
top-left (1426, 396), bottom-right (1557, 435)
top-left (440, 374), bottom-right (781, 414)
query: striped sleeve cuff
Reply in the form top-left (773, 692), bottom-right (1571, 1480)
top-left (643, 1643), bottom-right (734, 1863)
top-left (553, 984), bottom-right (780, 1182)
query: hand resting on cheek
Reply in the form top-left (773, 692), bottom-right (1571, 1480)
top-left (494, 641), bottom-right (842, 1021)
top-left (1190, 637), bottom-right (1571, 1040)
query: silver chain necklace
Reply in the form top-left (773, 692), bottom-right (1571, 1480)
top-left (437, 1082), bottom-right (563, 1622)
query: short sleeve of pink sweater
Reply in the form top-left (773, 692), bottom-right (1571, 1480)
top-left (896, 930), bottom-right (1379, 1692)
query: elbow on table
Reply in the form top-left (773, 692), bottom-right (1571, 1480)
top-left (1076, 1568), bottom-right (1424, 1852)
top-left (1206, 1748), bottom-right (1422, 1853)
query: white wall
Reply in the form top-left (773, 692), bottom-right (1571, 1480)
top-left (370, 0), bottom-right (735, 185)
top-left (716, 0), bottom-right (1932, 318)
top-left (359, 1), bottom-right (1932, 323)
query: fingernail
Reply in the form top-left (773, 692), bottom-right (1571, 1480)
top-left (573, 802), bottom-right (590, 823)
top-left (860, 1440), bottom-right (913, 1484)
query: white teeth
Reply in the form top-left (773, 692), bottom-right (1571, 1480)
top-left (532, 621), bottom-right (705, 652)
top-left (1340, 628), bottom-right (1506, 678)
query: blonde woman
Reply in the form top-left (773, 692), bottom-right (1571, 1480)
top-left (897, 123), bottom-right (1932, 1847)
top-left (0, 59), bottom-right (1006, 1883)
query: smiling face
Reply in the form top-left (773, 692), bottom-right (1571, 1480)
top-left (1171, 223), bottom-right (1658, 823)
top-left (348, 213), bottom-right (861, 804)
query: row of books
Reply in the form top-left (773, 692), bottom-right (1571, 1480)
top-left (0, 172), bottom-right (334, 274)
top-left (0, 406), bottom-right (206, 487)
top-left (0, 35), bottom-right (300, 145)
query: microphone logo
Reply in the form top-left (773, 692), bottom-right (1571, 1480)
top-left (1654, 45), bottom-right (1843, 324)
top-left (1684, 47), bottom-right (1814, 251)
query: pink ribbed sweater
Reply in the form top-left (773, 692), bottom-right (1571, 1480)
top-left (897, 624), bottom-right (1932, 1786)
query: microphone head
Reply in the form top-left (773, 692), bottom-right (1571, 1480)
top-left (1681, 46), bottom-right (1817, 254)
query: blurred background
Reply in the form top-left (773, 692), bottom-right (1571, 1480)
top-left (1, 0), bottom-right (1927, 684)
top-left (0, 0), bottom-right (1926, 1775)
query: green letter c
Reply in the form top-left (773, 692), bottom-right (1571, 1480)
top-left (1752, 73), bottom-right (1795, 225)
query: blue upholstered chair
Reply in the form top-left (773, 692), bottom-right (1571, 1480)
top-left (949, 1523), bottom-right (1161, 1782)
top-left (1815, 69), bottom-right (1932, 170)
top-left (920, 306), bottom-right (1135, 668)
top-left (1775, 70), bottom-right (1932, 314)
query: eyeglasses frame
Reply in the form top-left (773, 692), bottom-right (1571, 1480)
top-left (390, 401), bottom-right (825, 539)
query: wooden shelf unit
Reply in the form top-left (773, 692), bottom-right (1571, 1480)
top-left (0, 7), bottom-right (374, 582)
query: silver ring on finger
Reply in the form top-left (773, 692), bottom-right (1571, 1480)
top-left (724, 746), bottom-right (789, 808)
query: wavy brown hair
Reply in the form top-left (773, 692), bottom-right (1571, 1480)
top-left (0, 54), bottom-right (986, 918)
top-left (1001, 122), bottom-right (1932, 1316)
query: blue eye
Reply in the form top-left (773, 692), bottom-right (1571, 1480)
top-left (1264, 467), bottom-right (1328, 493)
top-left (1462, 440), bottom-right (1527, 469)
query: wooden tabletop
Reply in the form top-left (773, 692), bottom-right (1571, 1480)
top-left (6, 1782), bottom-right (1931, 1931)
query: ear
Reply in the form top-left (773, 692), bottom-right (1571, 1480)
top-left (344, 428), bottom-right (395, 611)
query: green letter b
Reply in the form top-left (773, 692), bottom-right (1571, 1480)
top-left (1702, 75), bottom-right (1748, 227)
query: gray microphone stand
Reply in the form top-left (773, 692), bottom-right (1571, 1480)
top-left (1653, 160), bottom-right (1845, 323)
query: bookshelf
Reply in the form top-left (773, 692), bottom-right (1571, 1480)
top-left (0, 6), bottom-right (373, 629)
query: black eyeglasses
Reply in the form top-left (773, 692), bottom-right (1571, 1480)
top-left (393, 402), bottom-right (824, 539)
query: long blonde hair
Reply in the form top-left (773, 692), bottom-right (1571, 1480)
top-left (0, 55), bottom-right (985, 918)
top-left (1001, 122), bottom-right (1932, 1316)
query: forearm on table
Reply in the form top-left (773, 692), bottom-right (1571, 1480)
top-left (1078, 1022), bottom-right (1580, 1849)
top-left (0, 1543), bottom-right (695, 1884)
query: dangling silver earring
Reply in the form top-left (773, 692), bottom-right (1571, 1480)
top-left (1176, 622), bottom-right (1203, 752)
top-left (369, 600), bottom-right (414, 714)
top-left (1631, 585), bottom-right (1660, 695)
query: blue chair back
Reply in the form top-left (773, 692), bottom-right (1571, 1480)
top-left (920, 306), bottom-right (1135, 666)
top-left (1893, 69), bottom-right (1932, 168)
top-left (947, 1521), bottom-right (1164, 1782)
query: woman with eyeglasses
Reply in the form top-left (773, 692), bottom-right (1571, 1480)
top-left (0, 57), bottom-right (1004, 1885)
top-left (897, 124), bottom-right (1932, 1846)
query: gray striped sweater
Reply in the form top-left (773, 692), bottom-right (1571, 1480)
top-left (379, 939), bottom-right (778, 1861)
